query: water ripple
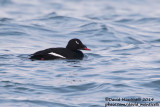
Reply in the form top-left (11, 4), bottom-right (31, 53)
top-left (1, 0), bottom-right (160, 107)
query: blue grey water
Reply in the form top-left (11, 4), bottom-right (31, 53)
top-left (0, 0), bottom-right (160, 107)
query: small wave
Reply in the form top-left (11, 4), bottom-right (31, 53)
top-left (143, 79), bottom-right (160, 90)
top-left (87, 53), bottom-right (103, 58)
top-left (114, 83), bottom-right (130, 88)
top-left (80, 22), bottom-right (98, 28)
top-left (0, 81), bottom-right (34, 92)
top-left (124, 37), bottom-right (144, 44)
top-left (80, 22), bottom-right (108, 31)
top-left (0, 99), bottom-right (71, 107)
top-left (0, 18), bottom-right (13, 22)
top-left (115, 18), bottom-right (135, 23)
top-left (0, 0), bottom-right (13, 6)
top-left (135, 17), bottom-right (160, 23)
top-left (20, 24), bottom-right (55, 33)
top-left (39, 12), bottom-right (85, 23)
top-left (151, 80), bottom-right (160, 86)
top-left (0, 31), bottom-right (27, 36)
top-left (42, 12), bottom-right (57, 19)
top-left (150, 39), bottom-right (160, 43)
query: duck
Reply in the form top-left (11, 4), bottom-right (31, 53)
top-left (30, 38), bottom-right (91, 60)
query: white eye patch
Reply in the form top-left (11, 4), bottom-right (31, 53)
top-left (75, 41), bottom-right (79, 44)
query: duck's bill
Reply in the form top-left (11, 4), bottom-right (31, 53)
top-left (84, 47), bottom-right (91, 51)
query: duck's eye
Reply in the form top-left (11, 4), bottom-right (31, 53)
top-left (75, 41), bottom-right (79, 44)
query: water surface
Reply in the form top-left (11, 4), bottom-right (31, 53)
top-left (0, 0), bottom-right (160, 107)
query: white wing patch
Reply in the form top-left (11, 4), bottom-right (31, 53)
top-left (48, 52), bottom-right (66, 58)
top-left (75, 41), bottom-right (79, 44)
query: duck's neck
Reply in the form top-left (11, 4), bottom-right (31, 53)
top-left (66, 44), bottom-right (77, 51)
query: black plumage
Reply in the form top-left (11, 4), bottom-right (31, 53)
top-left (30, 38), bottom-right (91, 60)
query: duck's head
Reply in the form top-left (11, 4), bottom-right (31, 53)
top-left (66, 38), bottom-right (91, 51)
